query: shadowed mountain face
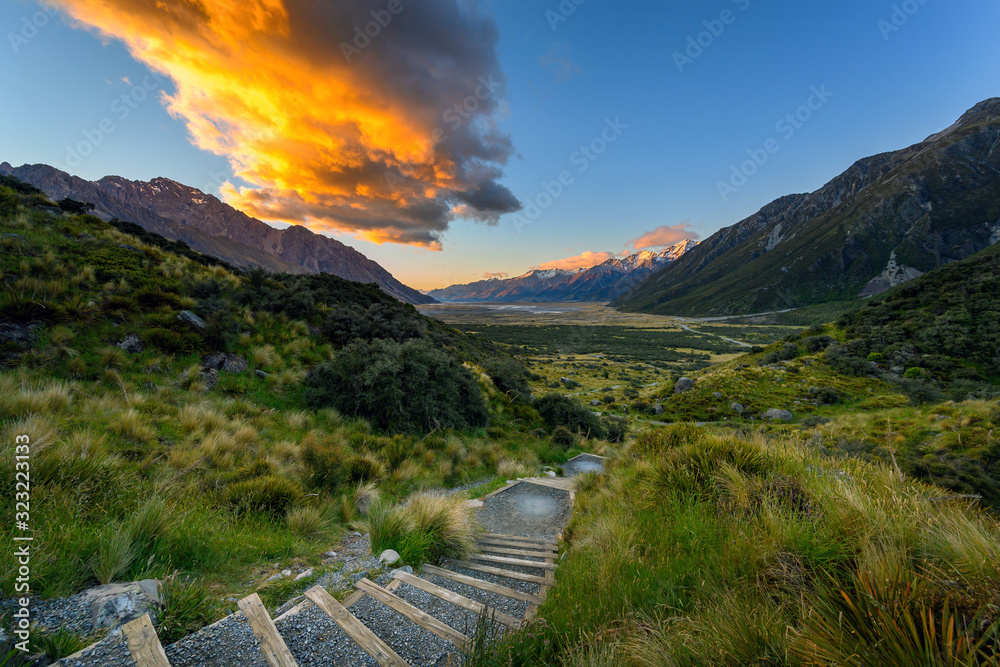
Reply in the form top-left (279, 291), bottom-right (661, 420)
top-left (0, 162), bottom-right (434, 305)
top-left (428, 240), bottom-right (699, 303)
top-left (614, 98), bottom-right (1000, 317)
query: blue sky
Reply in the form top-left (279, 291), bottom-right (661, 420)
top-left (2, 0), bottom-right (999, 290)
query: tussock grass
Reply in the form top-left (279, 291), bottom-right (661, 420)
top-left (91, 528), bottom-right (138, 584)
top-left (286, 506), bottom-right (327, 539)
top-left (110, 409), bottom-right (156, 442)
top-left (368, 493), bottom-right (478, 566)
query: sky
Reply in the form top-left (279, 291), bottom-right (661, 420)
top-left (2, 0), bottom-right (999, 291)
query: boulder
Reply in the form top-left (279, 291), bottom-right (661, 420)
top-left (674, 377), bottom-right (695, 394)
top-left (294, 569), bottom-right (314, 582)
top-left (713, 392), bottom-right (723, 399)
top-left (762, 409), bottom-right (794, 423)
top-left (202, 353), bottom-right (248, 373)
top-left (731, 402), bottom-right (745, 414)
top-left (379, 549), bottom-right (400, 565)
top-left (590, 399), bottom-right (602, 406)
top-left (177, 310), bottom-right (206, 332)
top-left (200, 368), bottom-right (219, 391)
top-left (255, 369), bottom-right (270, 379)
top-left (117, 334), bottom-right (143, 354)
top-left (653, 403), bottom-right (664, 415)
top-left (84, 580), bottom-right (161, 633)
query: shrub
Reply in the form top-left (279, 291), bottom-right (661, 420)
top-left (305, 338), bottom-right (489, 434)
top-left (759, 342), bottom-right (799, 365)
top-left (481, 357), bottom-right (532, 402)
top-left (602, 415), bottom-right (628, 443)
top-left (551, 426), bottom-right (577, 448)
top-left (802, 335), bottom-right (835, 353)
top-left (534, 394), bottom-right (606, 440)
top-left (301, 435), bottom-right (349, 490)
top-left (91, 528), bottom-right (138, 584)
top-left (225, 476), bottom-right (302, 518)
top-left (808, 386), bottom-right (841, 405)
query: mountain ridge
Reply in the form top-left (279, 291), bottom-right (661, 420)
top-left (613, 98), bottom-right (1000, 316)
top-left (0, 162), bottom-right (435, 305)
top-left (428, 239), bottom-right (699, 302)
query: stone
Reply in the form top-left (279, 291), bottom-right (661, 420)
top-left (117, 334), bottom-right (143, 354)
top-left (84, 580), bottom-right (161, 632)
top-left (350, 531), bottom-right (362, 538)
top-left (762, 409), bottom-right (794, 422)
top-left (118, 244), bottom-right (144, 255)
top-left (281, 569), bottom-right (292, 577)
top-left (225, 596), bottom-right (238, 603)
top-left (293, 568), bottom-right (313, 581)
top-left (731, 402), bottom-right (745, 414)
top-left (324, 551), bottom-right (338, 559)
top-left (713, 392), bottom-right (723, 399)
top-left (590, 399), bottom-right (602, 406)
top-left (202, 353), bottom-right (248, 374)
top-left (653, 404), bottom-right (664, 415)
top-left (255, 369), bottom-right (270, 379)
top-left (544, 470), bottom-right (557, 478)
top-left (379, 549), bottom-right (401, 565)
top-left (177, 310), bottom-right (206, 332)
top-left (265, 573), bottom-right (283, 583)
top-left (674, 377), bottom-right (695, 394)
top-left (200, 368), bottom-right (219, 391)
top-left (391, 566), bottom-right (414, 576)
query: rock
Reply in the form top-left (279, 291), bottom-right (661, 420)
top-left (118, 244), bottom-right (144, 255)
top-left (674, 377), bottom-right (695, 394)
top-left (731, 402), bottom-right (745, 414)
top-left (378, 549), bottom-right (401, 565)
top-left (255, 369), bottom-right (270, 379)
top-left (350, 531), bottom-right (362, 538)
top-left (281, 569), bottom-right (292, 577)
top-left (84, 580), bottom-right (161, 632)
top-left (653, 404), bottom-right (664, 415)
top-left (200, 368), bottom-right (219, 390)
top-left (0, 233), bottom-right (22, 240)
top-left (891, 366), bottom-right (904, 375)
top-left (117, 334), bottom-right (143, 354)
top-left (762, 409), bottom-right (794, 422)
top-left (323, 551), bottom-right (338, 559)
top-left (225, 596), bottom-right (238, 603)
top-left (265, 573), bottom-right (283, 583)
top-left (391, 566), bottom-right (414, 576)
top-left (544, 470), bottom-right (557, 478)
top-left (590, 399), bottom-right (602, 406)
top-left (713, 392), bottom-right (723, 399)
top-left (177, 310), bottom-right (206, 332)
top-left (202, 353), bottom-right (249, 373)
top-left (560, 377), bottom-right (571, 383)
top-left (293, 569), bottom-right (313, 581)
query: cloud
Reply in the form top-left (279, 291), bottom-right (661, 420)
top-left (535, 250), bottom-right (617, 272)
top-left (53, 0), bottom-right (521, 249)
top-left (539, 42), bottom-right (582, 82)
top-left (482, 271), bottom-right (508, 280)
top-left (627, 223), bottom-right (700, 251)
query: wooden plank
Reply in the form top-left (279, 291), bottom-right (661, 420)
top-left (122, 614), bottom-right (171, 667)
top-left (441, 559), bottom-right (547, 584)
top-left (355, 578), bottom-right (471, 650)
top-left (470, 553), bottom-right (556, 570)
top-left (481, 481), bottom-right (519, 499)
top-left (343, 578), bottom-right (400, 609)
top-left (238, 593), bottom-right (299, 667)
top-left (525, 557), bottom-right (556, 622)
top-left (477, 544), bottom-right (559, 559)
top-left (392, 571), bottom-right (521, 629)
top-left (305, 586), bottom-right (409, 667)
top-left (481, 533), bottom-right (558, 547)
top-left (422, 564), bottom-right (542, 604)
top-left (478, 538), bottom-right (558, 553)
top-left (520, 477), bottom-right (574, 491)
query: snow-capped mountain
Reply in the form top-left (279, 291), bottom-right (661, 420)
top-left (427, 240), bottom-right (699, 302)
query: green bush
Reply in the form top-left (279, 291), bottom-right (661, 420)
top-left (305, 338), bottom-right (489, 434)
top-left (551, 426), bottom-right (576, 448)
top-left (482, 357), bottom-right (532, 403)
top-left (534, 394), bottom-right (606, 440)
top-left (601, 415), bottom-right (628, 443)
top-left (225, 475), bottom-right (302, 518)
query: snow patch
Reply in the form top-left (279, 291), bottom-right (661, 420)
top-left (859, 251), bottom-right (924, 298)
top-left (764, 223), bottom-right (786, 251)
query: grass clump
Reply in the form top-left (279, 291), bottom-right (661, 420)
top-left (367, 493), bottom-right (478, 567)
top-left (156, 575), bottom-right (220, 644)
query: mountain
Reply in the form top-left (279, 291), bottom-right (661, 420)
top-left (0, 162), bottom-right (434, 305)
top-left (427, 240), bottom-right (699, 302)
top-left (614, 98), bottom-right (1000, 316)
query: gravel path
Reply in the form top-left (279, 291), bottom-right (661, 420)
top-left (1, 589), bottom-right (93, 636)
top-left (475, 482), bottom-right (572, 539)
top-left (562, 454), bottom-right (606, 477)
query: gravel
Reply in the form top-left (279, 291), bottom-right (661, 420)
top-left (562, 454), bottom-right (606, 477)
top-left (424, 571), bottom-right (532, 621)
top-left (55, 629), bottom-right (132, 667)
top-left (475, 482), bottom-right (572, 539)
top-left (1, 590), bottom-right (92, 637)
top-left (349, 593), bottom-right (457, 666)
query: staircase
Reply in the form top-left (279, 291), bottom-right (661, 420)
top-left (110, 532), bottom-right (559, 667)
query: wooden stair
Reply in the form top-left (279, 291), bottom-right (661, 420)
top-left (100, 533), bottom-right (559, 667)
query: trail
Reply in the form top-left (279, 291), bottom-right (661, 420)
top-left (675, 322), bottom-right (753, 348)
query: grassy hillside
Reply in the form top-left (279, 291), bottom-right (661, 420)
top-left (478, 425), bottom-right (1000, 665)
top-left (0, 179), bottom-right (603, 619)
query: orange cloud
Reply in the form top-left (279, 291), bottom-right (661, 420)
top-left (627, 223), bottom-right (700, 250)
top-left (482, 271), bottom-right (508, 280)
top-left (51, 0), bottom-right (520, 249)
top-left (535, 251), bottom-right (618, 272)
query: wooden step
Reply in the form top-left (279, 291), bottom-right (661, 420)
top-left (304, 586), bottom-right (409, 667)
top-left (441, 559), bottom-right (547, 584)
top-left (238, 593), bottom-right (299, 667)
top-left (525, 556), bottom-right (556, 623)
top-left (478, 537), bottom-right (558, 553)
top-left (355, 578), bottom-right (471, 651)
top-left (477, 544), bottom-right (559, 559)
top-left (470, 553), bottom-right (556, 570)
top-left (481, 533), bottom-right (558, 548)
top-left (422, 564), bottom-right (543, 604)
top-left (122, 614), bottom-right (171, 667)
top-left (392, 571), bottom-right (522, 629)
